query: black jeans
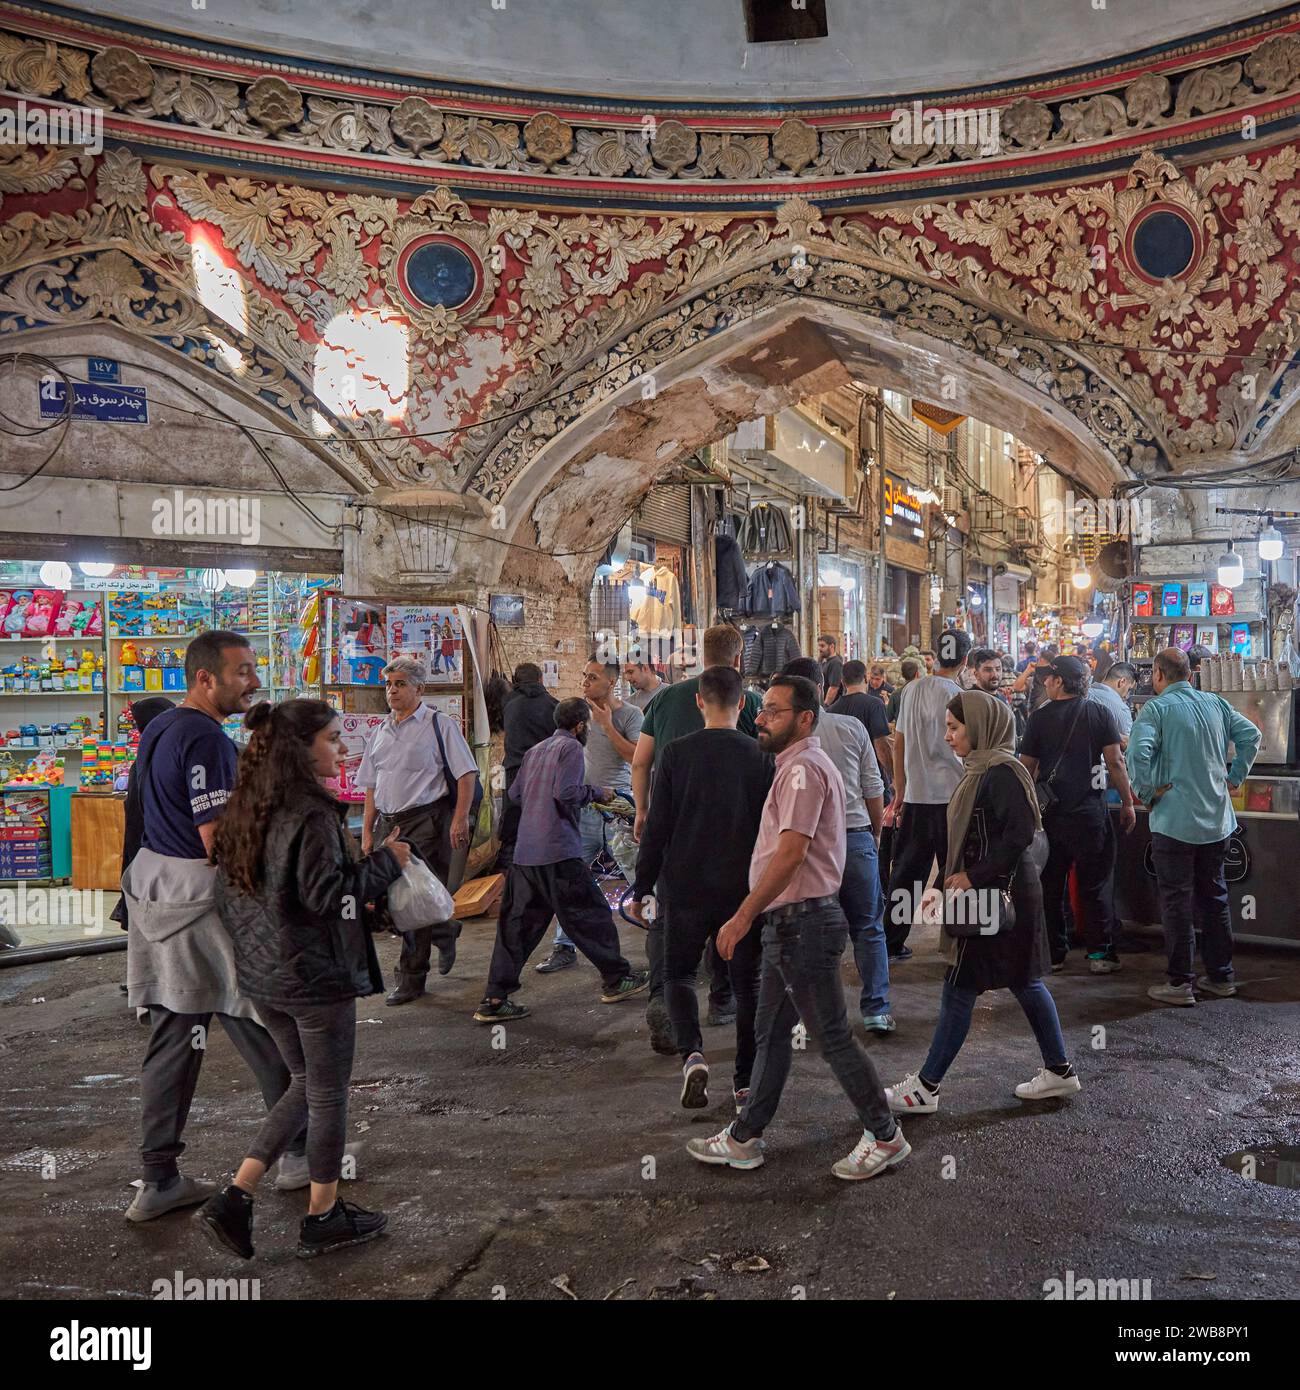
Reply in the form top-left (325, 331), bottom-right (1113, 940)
top-left (139, 1007), bottom-right (305, 1184)
top-left (1150, 833), bottom-right (1234, 986)
top-left (375, 801), bottom-right (462, 986)
top-left (248, 999), bottom-right (357, 1184)
top-left (1040, 802), bottom-right (1116, 962)
top-left (488, 860), bottom-right (632, 996)
top-left (663, 903), bottom-right (760, 1087)
top-left (886, 802), bottom-right (949, 952)
top-left (648, 917), bottom-right (733, 1009)
top-left (734, 900), bottom-right (895, 1144)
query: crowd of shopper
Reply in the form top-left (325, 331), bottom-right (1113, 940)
top-left (121, 619), bottom-right (1260, 1261)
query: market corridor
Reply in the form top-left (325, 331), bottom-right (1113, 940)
top-left (3, 921), bottom-right (1298, 1301)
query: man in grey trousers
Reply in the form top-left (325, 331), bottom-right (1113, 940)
top-left (123, 631), bottom-right (306, 1221)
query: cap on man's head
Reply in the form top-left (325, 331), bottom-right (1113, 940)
top-left (1048, 654), bottom-right (1088, 682)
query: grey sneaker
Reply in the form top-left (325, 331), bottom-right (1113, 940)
top-left (686, 1122), bottom-right (765, 1170)
top-left (831, 1126), bottom-right (911, 1181)
top-left (1148, 982), bottom-right (1195, 1007)
top-left (863, 1013), bottom-right (896, 1034)
top-left (1196, 975), bottom-right (1237, 997)
top-left (535, 946), bottom-right (576, 974)
top-left (275, 1152), bottom-right (310, 1192)
top-left (126, 1175), bottom-right (217, 1223)
top-left (680, 1053), bottom-right (709, 1109)
top-left (1088, 956), bottom-right (1122, 975)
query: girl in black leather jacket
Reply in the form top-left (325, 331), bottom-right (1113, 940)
top-left (196, 699), bottom-right (411, 1261)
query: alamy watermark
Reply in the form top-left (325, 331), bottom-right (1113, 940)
top-left (891, 101), bottom-right (1001, 157)
top-left (152, 488), bottom-right (261, 545)
top-left (0, 100), bottom-right (103, 155)
top-left (0, 886), bottom-right (106, 935)
top-left (1042, 490), bottom-right (1152, 544)
top-left (1043, 1269), bottom-right (1152, 1300)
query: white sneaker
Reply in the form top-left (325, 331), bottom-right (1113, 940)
top-left (733, 1087), bottom-right (750, 1115)
top-left (1148, 982), bottom-right (1195, 1007)
top-left (1196, 975), bottom-right (1237, 997)
top-left (831, 1126), bottom-right (910, 1181)
top-left (885, 1071), bottom-right (939, 1115)
top-left (685, 1123), bottom-right (765, 1170)
top-left (1014, 1068), bottom-right (1082, 1101)
top-left (1088, 956), bottom-right (1122, 975)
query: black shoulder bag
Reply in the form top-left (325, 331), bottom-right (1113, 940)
top-left (431, 709), bottom-right (484, 824)
top-left (1033, 696), bottom-right (1086, 817)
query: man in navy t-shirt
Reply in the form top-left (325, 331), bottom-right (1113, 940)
top-left (124, 631), bottom-right (307, 1221)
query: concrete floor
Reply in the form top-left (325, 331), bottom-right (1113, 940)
top-left (2, 917), bottom-right (1299, 1301)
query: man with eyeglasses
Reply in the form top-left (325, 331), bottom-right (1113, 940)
top-left (535, 657), bottom-right (642, 975)
top-left (686, 674), bottom-right (909, 1182)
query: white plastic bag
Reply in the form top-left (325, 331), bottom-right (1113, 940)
top-left (387, 857), bottom-right (456, 931)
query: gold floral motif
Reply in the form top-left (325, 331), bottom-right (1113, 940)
top-left (90, 46), bottom-right (154, 107)
top-left (650, 119), bottom-right (697, 175)
top-left (523, 112), bottom-right (573, 167)
top-left (246, 75), bottom-right (304, 135)
top-left (390, 96), bottom-right (443, 153)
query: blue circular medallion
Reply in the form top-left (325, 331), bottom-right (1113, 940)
top-left (1132, 210), bottom-right (1196, 281)
top-left (404, 240), bottom-right (478, 311)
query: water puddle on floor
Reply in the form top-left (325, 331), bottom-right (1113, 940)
top-left (1222, 1145), bottom-right (1300, 1189)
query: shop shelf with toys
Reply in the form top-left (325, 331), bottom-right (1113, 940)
top-left (0, 786), bottom-right (72, 884)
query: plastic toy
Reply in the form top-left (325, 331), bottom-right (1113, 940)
top-left (120, 640), bottom-right (139, 665)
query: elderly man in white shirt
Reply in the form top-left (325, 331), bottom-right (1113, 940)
top-left (358, 658), bottom-right (479, 1006)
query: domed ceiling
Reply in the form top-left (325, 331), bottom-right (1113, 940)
top-left (81, 0), bottom-right (1279, 100)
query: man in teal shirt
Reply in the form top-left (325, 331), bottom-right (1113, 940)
top-left (1125, 647), bottom-right (1261, 1006)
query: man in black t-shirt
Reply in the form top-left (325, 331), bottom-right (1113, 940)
top-left (629, 666), bottom-right (773, 1112)
top-left (1019, 655), bottom-right (1138, 971)
top-left (831, 660), bottom-right (894, 796)
top-left (818, 634), bottom-right (845, 706)
top-left (124, 632), bottom-right (306, 1222)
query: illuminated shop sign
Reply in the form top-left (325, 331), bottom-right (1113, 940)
top-left (884, 474), bottom-right (925, 539)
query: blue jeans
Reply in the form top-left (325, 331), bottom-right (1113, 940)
top-left (921, 976), bottom-right (1067, 1086)
top-left (839, 828), bottom-right (889, 1016)
top-left (555, 801), bottom-right (637, 948)
top-left (733, 900), bottom-right (895, 1143)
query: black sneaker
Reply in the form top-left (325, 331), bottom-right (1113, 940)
top-left (437, 920), bottom-right (463, 976)
top-left (193, 1185), bottom-right (254, 1260)
top-left (601, 969), bottom-right (651, 1004)
top-left (535, 945), bottom-right (576, 974)
top-left (473, 998), bottom-right (530, 1023)
top-left (297, 1200), bottom-right (387, 1259)
top-left (646, 998), bottom-right (676, 1056)
top-left (888, 946), bottom-right (913, 962)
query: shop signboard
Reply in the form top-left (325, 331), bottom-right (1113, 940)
top-left (38, 378), bottom-right (148, 424)
top-left (883, 474), bottom-right (925, 540)
top-left (388, 605), bottom-right (463, 685)
top-left (82, 575), bottom-right (160, 593)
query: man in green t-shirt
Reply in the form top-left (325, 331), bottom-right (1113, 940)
top-left (631, 624), bottom-right (759, 1053)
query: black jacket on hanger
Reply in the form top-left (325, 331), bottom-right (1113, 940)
top-left (715, 534), bottom-right (748, 611)
top-left (744, 560), bottom-right (799, 616)
top-left (756, 623), bottom-right (801, 677)
top-left (739, 503), bottom-right (793, 556)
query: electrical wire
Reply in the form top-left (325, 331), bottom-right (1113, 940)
top-left (0, 353), bottom-right (75, 491)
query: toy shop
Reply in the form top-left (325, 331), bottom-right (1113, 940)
top-left (0, 559), bottom-right (338, 951)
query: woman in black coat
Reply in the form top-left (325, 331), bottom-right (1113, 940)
top-left (885, 690), bottom-right (1081, 1115)
top-left (196, 699), bottom-right (410, 1262)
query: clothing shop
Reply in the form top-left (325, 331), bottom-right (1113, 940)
top-left (590, 483), bottom-right (696, 670)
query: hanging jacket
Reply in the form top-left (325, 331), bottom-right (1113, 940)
top-left (715, 534), bottom-right (749, 611)
top-left (742, 625), bottom-right (762, 677)
top-left (739, 502), bottom-right (794, 555)
top-left (756, 623), bottom-right (802, 677)
top-left (744, 560), bottom-right (800, 616)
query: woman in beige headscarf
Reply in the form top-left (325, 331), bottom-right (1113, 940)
top-left (884, 690), bottom-right (1082, 1115)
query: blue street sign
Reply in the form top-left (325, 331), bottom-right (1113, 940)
top-left (87, 357), bottom-right (120, 383)
top-left (38, 378), bottom-right (148, 424)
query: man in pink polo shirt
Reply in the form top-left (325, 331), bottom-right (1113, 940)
top-left (687, 673), bottom-right (909, 1182)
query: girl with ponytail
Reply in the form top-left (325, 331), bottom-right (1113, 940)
top-left (199, 698), bottom-right (412, 1261)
